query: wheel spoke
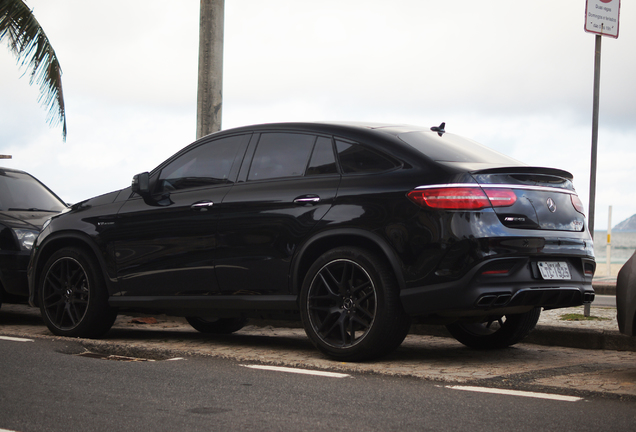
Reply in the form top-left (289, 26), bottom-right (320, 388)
top-left (320, 268), bottom-right (342, 296)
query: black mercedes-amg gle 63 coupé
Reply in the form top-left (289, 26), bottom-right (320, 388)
top-left (28, 122), bottom-right (595, 360)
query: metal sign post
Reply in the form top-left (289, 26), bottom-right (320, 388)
top-left (584, 0), bottom-right (621, 236)
top-left (583, 0), bottom-right (620, 315)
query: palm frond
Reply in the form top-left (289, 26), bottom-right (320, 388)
top-left (0, 0), bottom-right (66, 140)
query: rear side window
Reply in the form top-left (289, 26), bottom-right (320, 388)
top-left (158, 134), bottom-right (246, 191)
top-left (336, 140), bottom-right (399, 174)
top-left (248, 133), bottom-right (316, 181)
top-left (306, 137), bottom-right (338, 176)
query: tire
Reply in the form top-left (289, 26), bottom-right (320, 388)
top-left (186, 316), bottom-right (247, 334)
top-left (300, 247), bottom-right (410, 361)
top-left (39, 247), bottom-right (117, 338)
top-left (445, 308), bottom-right (541, 349)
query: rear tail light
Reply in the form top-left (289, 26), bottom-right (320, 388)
top-left (571, 194), bottom-right (586, 216)
top-left (407, 186), bottom-right (517, 210)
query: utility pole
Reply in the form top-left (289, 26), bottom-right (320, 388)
top-left (196, 0), bottom-right (225, 139)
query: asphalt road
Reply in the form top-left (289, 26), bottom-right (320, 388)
top-left (0, 336), bottom-right (634, 432)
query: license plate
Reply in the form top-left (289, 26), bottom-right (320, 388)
top-left (538, 262), bottom-right (571, 280)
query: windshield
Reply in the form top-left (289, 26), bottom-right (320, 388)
top-left (398, 131), bottom-right (524, 165)
top-left (0, 169), bottom-right (67, 212)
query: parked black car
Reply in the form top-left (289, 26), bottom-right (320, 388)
top-left (0, 167), bottom-right (67, 308)
top-left (616, 251), bottom-right (636, 336)
top-left (27, 122), bottom-right (595, 360)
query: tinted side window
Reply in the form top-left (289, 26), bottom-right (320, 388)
top-left (306, 137), bottom-right (337, 176)
top-left (336, 140), bottom-right (399, 174)
top-left (158, 135), bottom-right (246, 191)
top-left (248, 133), bottom-right (315, 181)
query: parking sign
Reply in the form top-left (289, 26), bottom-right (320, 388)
top-left (585, 0), bottom-right (621, 38)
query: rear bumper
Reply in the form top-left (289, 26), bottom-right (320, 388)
top-left (400, 255), bottom-right (595, 319)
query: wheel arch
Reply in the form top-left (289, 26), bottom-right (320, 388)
top-left (291, 228), bottom-right (405, 295)
top-left (29, 232), bottom-right (114, 307)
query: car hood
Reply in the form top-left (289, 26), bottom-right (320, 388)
top-left (0, 210), bottom-right (58, 230)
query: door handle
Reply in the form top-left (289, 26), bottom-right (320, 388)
top-left (293, 195), bottom-right (320, 205)
top-left (191, 201), bottom-right (214, 210)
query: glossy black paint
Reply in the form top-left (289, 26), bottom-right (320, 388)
top-left (617, 251), bottom-right (636, 336)
top-left (0, 167), bottom-right (67, 299)
top-left (28, 123), bottom-right (595, 322)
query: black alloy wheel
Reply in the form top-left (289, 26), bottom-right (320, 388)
top-left (300, 247), bottom-right (410, 361)
top-left (186, 316), bottom-right (247, 334)
top-left (445, 307), bottom-right (541, 349)
top-left (39, 247), bottom-right (117, 338)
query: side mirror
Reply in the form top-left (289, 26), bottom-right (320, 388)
top-left (131, 172), bottom-right (150, 195)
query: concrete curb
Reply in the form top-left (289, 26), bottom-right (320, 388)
top-left (250, 319), bottom-right (636, 353)
top-left (408, 323), bottom-right (636, 352)
top-left (593, 282), bottom-right (616, 296)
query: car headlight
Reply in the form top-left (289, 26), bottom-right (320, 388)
top-left (13, 229), bottom-right (39, 251)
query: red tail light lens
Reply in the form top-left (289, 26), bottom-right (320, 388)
top-left (484, 189), bottom-right (518, 207)
top-left (407, 187), bottom-right (517, 210)
top-left (571, 194), bottom-right (586, 216)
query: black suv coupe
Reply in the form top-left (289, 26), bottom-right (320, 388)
top-left (1, 167), bottom-right (67, 308)
top-left (27, 122), bottom-right (595, 360)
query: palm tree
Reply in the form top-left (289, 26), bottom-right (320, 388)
top-left (0, 0), bottom-right (66, 140)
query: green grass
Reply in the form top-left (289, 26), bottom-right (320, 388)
top-left (559, 313), bottom-right (610, 322)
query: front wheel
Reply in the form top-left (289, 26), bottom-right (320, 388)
top-left (445, 308), bottom-right (541, 349)
top-left (300, 247), bottom-right (410, 361)
top-left (39, 247), bottom-right (117, 338)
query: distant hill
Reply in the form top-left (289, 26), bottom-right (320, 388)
top-left (614, 214), bottom-right (636, 232)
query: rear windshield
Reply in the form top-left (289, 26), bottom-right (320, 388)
top-left (398, 131), bottom-right (522, 165)
top-left (0, 170), bottom-right (66, 212)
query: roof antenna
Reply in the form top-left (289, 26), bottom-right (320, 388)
top-left (431, 122), bottom-right (446, 136)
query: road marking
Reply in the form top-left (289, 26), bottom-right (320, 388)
top-left (445, 385), bottom-right (582, 402)
top-left (0, 336), bottom-right (33, 342)
top-left (241, 364), bottom-right (351, 378)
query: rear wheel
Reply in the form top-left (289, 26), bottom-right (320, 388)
top-left (445, 308), bottom-right (541, 349)
top-left (186, 316), bottom-right (247, 334)
top-left (300, 247), bottom-right (410, 361)
top-left (39, 247), bottom-right (117, 338)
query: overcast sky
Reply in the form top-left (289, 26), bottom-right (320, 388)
top-left (1, 0), bottom-right (634, 231)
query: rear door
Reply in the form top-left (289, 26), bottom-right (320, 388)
top-left (215, 132), bottom-right (340, 295)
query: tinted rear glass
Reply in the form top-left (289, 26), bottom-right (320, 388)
top-left (336, 140), bottom-right (399, 174)
top-left (398, 131), bottom-right (521, 164)
top-left (0, 170), bottom-right (66, 212)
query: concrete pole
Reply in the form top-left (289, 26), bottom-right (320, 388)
top-left (196, 0), bottom-right (225, 139)
top-left (607, 205), bottom-right (612, 276)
